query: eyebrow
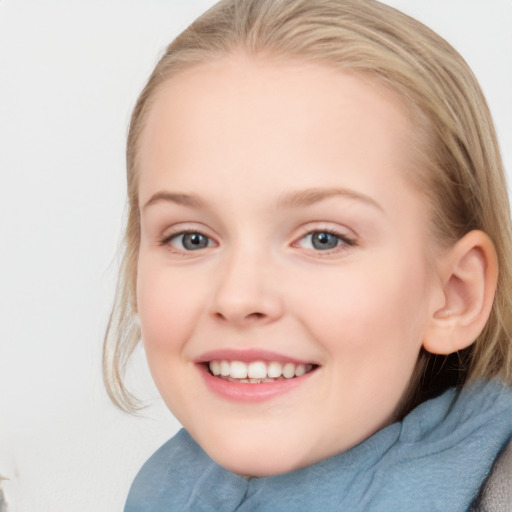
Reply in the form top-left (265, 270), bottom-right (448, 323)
top-left (142, 191), bottom-right (206, 211)
top-left (142, 187), bottom-right (383, 212)
top-left (279, 187), bottom-right (384, 212)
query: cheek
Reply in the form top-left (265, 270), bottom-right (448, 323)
top-left (136, 260), bottom-right (205, 357)
top-left (136, 260), bottom-right (212, 416)
top-left (293, 255), bottom-right (430, 378)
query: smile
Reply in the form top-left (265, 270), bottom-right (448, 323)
top-left (208, 360), bottom-right (315, 383)
top-left (196, 350), bottom-right (319, 402)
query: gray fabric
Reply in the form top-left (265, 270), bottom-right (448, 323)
top-left (471, 440), bottom-right (512, 511)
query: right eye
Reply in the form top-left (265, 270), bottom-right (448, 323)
top-left (167, 232), bottom-right (213, 251)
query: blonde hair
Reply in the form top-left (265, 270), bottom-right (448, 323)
top-left (103, 0), bottom-right (512, 412)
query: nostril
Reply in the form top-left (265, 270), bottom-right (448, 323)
top-left (213, 310), bottom-right (267, 323)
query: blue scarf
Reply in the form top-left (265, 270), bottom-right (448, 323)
top-left (125, 380), bottom-right (512, 511)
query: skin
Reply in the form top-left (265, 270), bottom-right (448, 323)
top-left (136, 54), bottom-right (446, 477)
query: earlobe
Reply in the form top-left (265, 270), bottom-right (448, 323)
top-left (423, 230), bottom-right (498, 355)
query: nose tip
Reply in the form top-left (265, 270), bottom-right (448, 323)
top-left (210, 257), bottom-right (283, 327)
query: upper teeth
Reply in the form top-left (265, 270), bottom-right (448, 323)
top-left (209, 360), bottom-right (310, 379)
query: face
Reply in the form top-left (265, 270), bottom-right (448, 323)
top-left (136, 55), bottom-right (441, 477)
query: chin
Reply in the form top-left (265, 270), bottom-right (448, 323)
top-left (211, 449), bottom-right (305, 478)
top-left (195, 429), bottom-right (320, 478)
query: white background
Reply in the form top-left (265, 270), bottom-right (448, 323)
top-left (0, 1), bottom-right (511, 511)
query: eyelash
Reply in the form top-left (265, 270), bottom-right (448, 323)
top-left (293, 228), bottom-right (356, 254)
top-left (158, 230), bottom-right (216, 252)
top-left (158, 228), bottom-right (356, 255)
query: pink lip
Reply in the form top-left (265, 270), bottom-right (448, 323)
top-left (194, 349), bottom-right (318, 403)
top-left (197, 364), bottom-right (315, 402)
top-left (194, 348), bottom-right (313, 365)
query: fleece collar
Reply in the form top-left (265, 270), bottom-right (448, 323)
top-left (125, 380), bottom-right (512, 512)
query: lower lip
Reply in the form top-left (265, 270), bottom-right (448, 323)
top-left (198, 365), bottom-right (315, 402)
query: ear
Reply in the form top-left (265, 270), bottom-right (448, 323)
top-left (423, 230), bottom-right (498, 355)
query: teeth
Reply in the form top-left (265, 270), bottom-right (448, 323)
top-left (208, 360), bottom-right (313, 381)
top-left (282, 362), bottom-right (295, 379)
top-left (248, 361), bottom-right (267, 379)
top-left (210, 360), bottom-right (221, 376)
top-left (230, 361), bottom-right (248, 379)
top-left (295, 364), bottom-right (306, 377)
top-left (267, 361), bottom-right (282, 378)
top-left (220, 360), bottom-right (230, 376)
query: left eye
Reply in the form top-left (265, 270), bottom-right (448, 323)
top-left (298, 231), bottom-right (348, 251)
top-left (169, 232), bottom-right (212, 251)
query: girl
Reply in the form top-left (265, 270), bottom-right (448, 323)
top-left (103, 0), bottom-right (512, 510)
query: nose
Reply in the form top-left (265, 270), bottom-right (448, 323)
top-left (210, 247), bottom-right (284, 327)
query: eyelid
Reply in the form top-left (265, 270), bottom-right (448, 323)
top-left (156, 222), bottom-right (357, 255)
top-left (171, 232), bottom-right (215, 250)
top-left (158, 223), bottom-right (219, 252)
top-left (295, 221), bottom-right (357, 240)
top-left (291, 224), bottom-right (358, 254)
top-left (297, 230), bottom-right (354, 247)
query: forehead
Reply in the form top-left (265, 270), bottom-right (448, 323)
top-left (137, 54), bottom-right (422, 212)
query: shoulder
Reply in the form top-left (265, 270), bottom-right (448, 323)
top-left (470, 437), bottom-right (512, 511)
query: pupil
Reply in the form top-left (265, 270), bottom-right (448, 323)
top-left (183, 233), bottom-right (208, 250)
top-left (312, 232), bottom-right (338, 250)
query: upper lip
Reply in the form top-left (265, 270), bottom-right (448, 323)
top-left (194, 348), bottom-right (317, 365)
